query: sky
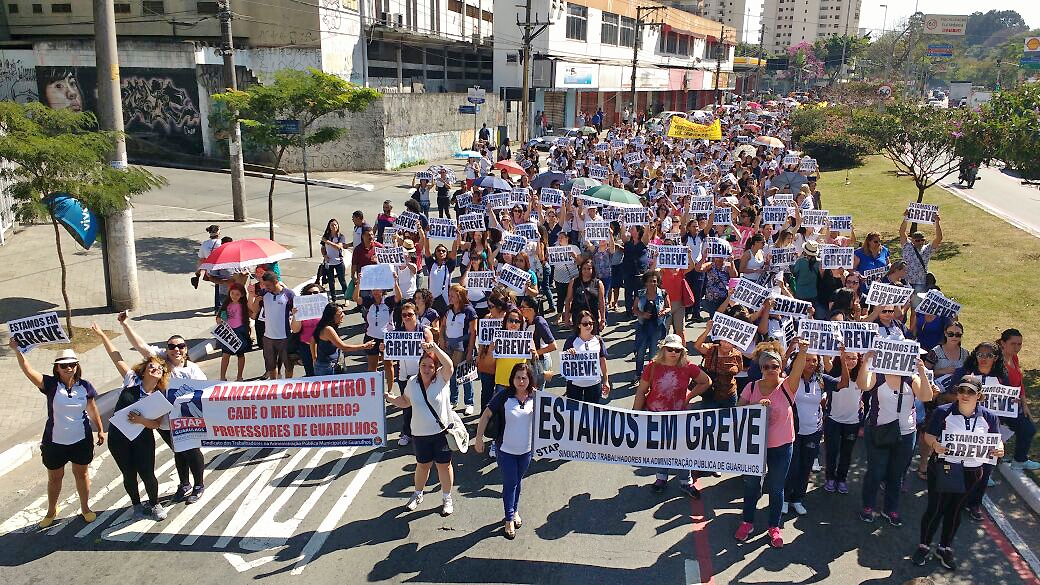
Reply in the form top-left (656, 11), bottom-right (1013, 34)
top-left (742, 0), bottom-right (1040, 44)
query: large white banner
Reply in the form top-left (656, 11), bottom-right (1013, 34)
top-left (532, 395), bottom-right (767, 476)
top-left (167, 373), bottom-right (386, 451)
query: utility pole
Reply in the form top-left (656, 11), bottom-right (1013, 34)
top-left (629, 5), bottom-right (662, 116)
top-left (93, 0), bottom-right (139, 311)
top-left (755, 22), bottom-right (766, 95)
top-left (358, 0), bottom-right (368, 86)
top-left (714, 24), bottom-right (725, 107)
top-left (219, 0), bottom-right (247, 222)
top-left (517, 0), bottom-right (550, 144)
top-left (837, 0), bottom-right (851, 86)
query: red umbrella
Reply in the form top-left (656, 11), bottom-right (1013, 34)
top-left (200, 238), bottom-right (293, 271)
top-left (748, 101), bottom-right (762, 110)
top-left (743, 123), bottom-right (762, 133)
top-left (494, 159), bottom-right (526, 176)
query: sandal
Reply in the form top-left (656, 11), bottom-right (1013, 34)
top-left (917, 469), bottom-right (928, 481)
top-left (504, 520), bottom-right (516, 540)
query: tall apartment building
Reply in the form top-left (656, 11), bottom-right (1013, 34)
top-left (761, 0), bottom-right (861, 54)
top-left (698, 0), bottom-right (747, 39)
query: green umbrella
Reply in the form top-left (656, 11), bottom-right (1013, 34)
top-left (561, 177), bottom-right (602, 192)
top-left (583, 185), bottom-right (642, 207)
top-left (580, 126), bottom-right (598, 135)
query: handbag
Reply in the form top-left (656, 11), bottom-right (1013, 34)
top-left (871, 380), bottom-right (905, 448)
top-left (483, 389), bottom-right (506, 439)
top-left (933, 458), bottom-right (966, 493)
top-left (417, 374), bottom-right (470, 453)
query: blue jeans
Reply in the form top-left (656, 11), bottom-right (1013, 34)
top-left (623, 275), bottom-right (640, 316)
top-left (314, 360), bottom-right (335, 376)
top-left (824, 418), bottom-right (860, 482)
top-left (742, 442), bottom-right (794, 528)
top-left (498, 449), bottom-right (533, 521)
top-left (298, 346), bottom-right (315, 377)
top-left (540, 265), bottom-right (555, 311)
top-left (450, 374), bottom-right (474, 406)
top-left (785, 430), bottom-right (823, 504)
top-left (686, 271), bottom-right (706, 318)
top-left (479, 371), bottom-right (497, 411)
top-left (1001, 411), bottom-right (1037, 462)
top-left (634, 319), bottom-right (664, 377)
top-left (700, 297), bottom-right (725, 320)
top-left (325, 262), bottom-right (347, 302)
top-left (861, 428), bottom-right (916, 515)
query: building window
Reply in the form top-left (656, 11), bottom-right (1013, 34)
top-left (678, 35), bottom-right (688, 55)
top-left (196, 1), bottom-right (217, 13)
top-left (481, 9), bottom-right (492, 23)
top-left (601, 12), bottom-right (618, 45)
top-left (665, 31), bottom-right (678, 53)
top-left (565, 3), bottom-right (587, 41)
top-left (465, 3), bottom-right (476, 18)
top-left (50, 2), bottom-right (70, 12)
top-left (31, 2), bottom-right (40, 11)
top-left (7, 3), bottom-right (17, 13)
top-left (142, 0), bottom-right (164, 14)
top-left (619, 16), bottom-right (635, 47)
top-left (114, 2), bottom-right (129, 12)
top-left (448, 0), bottom-right (461, 12)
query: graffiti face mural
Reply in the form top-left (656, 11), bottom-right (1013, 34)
top-left (37, 66), bottom-right (203, 155)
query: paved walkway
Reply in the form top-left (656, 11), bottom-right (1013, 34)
top-left (940, 164), bottom-right (1040, 238)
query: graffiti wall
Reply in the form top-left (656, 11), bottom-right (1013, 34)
top-left (0, 50), bottom-right (39, 103)
top-left (36, 66), bottom-right (204, 155)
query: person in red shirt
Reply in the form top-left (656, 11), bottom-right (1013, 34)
top-left (658, 247), bottom-right (697, 342)
top-left (633, 334), bottom-right (712, 497)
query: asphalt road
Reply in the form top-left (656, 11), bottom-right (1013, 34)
top-left (941, 165), bottom-right (1040, 238)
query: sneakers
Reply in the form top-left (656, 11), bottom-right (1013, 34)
top-left (186, 486), bottom-right (205, 505)
top-left (859, 507), bottom-right (875, 523)
top-left (781, 502), bottom-right (789, 515)
top-left (464, 405), bottom-right (475, 416)
top-left (880, 510), bottom-right (903, 527)
top-left (678, 481), bottom-right (702, 499)
top-left (824, 480), bottom-right (836, 493)
top-left (133, 503), bottom-right (148, 519)
top-left (792, 502), bottom-right (807, 516)
top-left (441, 493), bottom-right (454, 516)
top-left (936, 546), bottom-right (957, 571)
top-left (837, 481), bottom-right (849, 495)
top-left (172, 484), bottom-right (192, 503)
top-left (489, 442), bottom-right (497, 459)
top-left (734, 522), bottom-right (754, 542)
top-left (1010, 460), bottom-right (1040, 471)
top-left (149, 502), bottom-right (168, 521)
top-left (911, 545), bottom-right (932, 566)
top-left (988, 477), bottom-right (997, 487)
top-left (398, 435), bottom-right (411, 447)
top-left (966, 505), bottom-right (984, 522)
top-left (650, 478), bottom-right (667, 493)
top-left (768, 527), bottom-right (784, 548)
top-left (812, 459), bottom-right (822, 472)
top-left (406, 491), bottom-right (424, 511)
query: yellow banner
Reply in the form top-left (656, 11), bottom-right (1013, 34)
top-left (666, 117), bottom-right (722, 140)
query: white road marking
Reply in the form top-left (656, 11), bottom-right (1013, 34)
top-left (0, 442), bottom-right (37, 479)
top-left (214, 448), bottom-right (311, 549)
top-left (291, 450), bottom-right (383, 575)
top-left (684, 559), bottom-right (701, 584)
top-left (224, 553), bottom-right (291, 572)
top-left (942, 182), bottom-right (1040, 238)
top-left (0, 450), bottom-right (110, 535)
top-left (76, 452), bottom-right (177, 538)
top-left (150, 450), bottom-right (251, 545)
top-left (982, 495), bottom-right (1040, 577)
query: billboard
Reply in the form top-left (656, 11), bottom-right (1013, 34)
top-left (922, 14), bottom-right (968, 36)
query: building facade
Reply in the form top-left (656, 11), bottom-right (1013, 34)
top-left (760, 0), bottom-right (861, 54)
top-left (696, 0), bottom-right (746, 39)
top-left (492, 0), bottom-right (735, 134)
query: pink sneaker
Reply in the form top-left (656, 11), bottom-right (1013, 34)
top-left (768, 527), bottom-right (784, 548)
top-left (734, 522), bottom-right (753, 542)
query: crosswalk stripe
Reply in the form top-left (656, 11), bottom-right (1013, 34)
top-left (75, 451), bottom-right (177, 538)
top-left (150, 449), bottom-right (253, 545)
top-left (214, 448), bottom-right (312, 549)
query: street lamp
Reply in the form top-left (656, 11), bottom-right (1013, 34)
top-left (880, 4), bottom-right (888, 35)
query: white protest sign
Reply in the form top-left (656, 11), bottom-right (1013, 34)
top-left (212, 321), bottom-right (244, 354)
top-left (395, 211), bottom-right (421, 233)
top-left (713, 206), bottom-right (733, 226)
top-left (689, 196), bottom-right (714, 214)
top-left (415, 170), bottom-right (434, 181)
top-left (655, 245), bottom-right (689, 270)
top-left (834, 321), bottom-right (879, 354)
top-left (514, 222), bottom-right (540, 242)
top-left (866, 281), bottom-right (913, 307)
top-left (869, 338), bottom-right (921, 376)
top-left (560, 351), bottom-right (602, 382)
top-left (982, 384), bottom-right (1020, 418)
top-left (595, 142), bottom-right (610, 152)
top-left (455, 362), bottom-right (479, 385)
top-left (798, 319), bottom-right (843, 356)
top-left (493, 329), bottom-right (532, 359)
top-left (496, 263), bottom-right (531, 295)
top-left (771, 193), bottom-right (795, 205)
top-left (570, 185), bottom-right (591, 200)
top-left (540, 188), bottom-right (564, 208)
top-left (762, 206), bottom-right (790, 226)
top-left (509, 188), bottom-right (530, 207)
top-left (710, 312), bottom-right (758, 349)
top-left (770, 246), bottom-right (798, 270)
top-left (376, 246), bottom-right (407, 266)
top-left (861, 266), bottom-right (888, 283)
top-left (360, 264), bottom-right (395, 290)
top-left (465, 270), bottom-right (495, 291)
top-left (601, 207), bottom-right (621, 223)
top-left (589, 165), bottom-right (609, 180)
top-left (487, 193), bottom-right (511, 210)
top-left (111, 390), bottom-right (174, 441)
top-left (940, 431), bottom-right (1000, 466)
top-left (293, 293), bottom-right (329, 321)
top-left (916, 289), bottom-right (961, 319)
top-left (829, 215), bottom-right (853, 233)
top-left (769, 295), bottom-right (813, 320)
top-left (383, 331), bottom-right (425, 360)
top-left (532, 395), bottom-right (767, 474)
top-left (500, 233), bottom-right (528, 255)
top-left (624, 152), bottom-right (643, 165)
top-left (705, 238), bottom-right (732, 259)
top-left (802, 210), bottom-right (829, 230)
top-left (731, 278), bottom-right (770, 312)
top-left (556, 137), bottom-right (569, 147)
top-left (783, 155), bottom-right (800, 167)
top-left (547, 245), bottom-right (577, 267)
top-left (478, 318), bottom-right (501, 346)
top-left (427, 217), bottom-right (458, 241)
top-left (458, 212), bottom-right (486, 234)
top-left (820, 245), bottom-right (855, 270)
top-left (671, 183), bottom-right (692, 197)
top-left (382, 226), bottom-right (399, 243)
top-left (6, 312), bottom-right (70, 354)
top-left (584, 221), bottom-right (611, 243)
top-left (906, 203), bottom-right (939, 225)
top-left (623, 207), bottom-right (649, 226)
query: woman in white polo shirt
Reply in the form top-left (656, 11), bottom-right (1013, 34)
top-left (10, 341), bottom-right (105, 527)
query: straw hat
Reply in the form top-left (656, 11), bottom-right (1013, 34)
top-left (53, 349), bottom-right (79, 364)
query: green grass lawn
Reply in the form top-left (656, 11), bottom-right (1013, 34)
top-left (821, 156), bottom-right (1040, 460)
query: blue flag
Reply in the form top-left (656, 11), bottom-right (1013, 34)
top-left (42, 193), bottom-right (99, 250)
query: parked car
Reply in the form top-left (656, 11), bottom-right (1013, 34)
top-left (527, 127), bottom-right (581, 151)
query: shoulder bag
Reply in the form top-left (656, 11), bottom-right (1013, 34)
top-left (871, 377), bottom-right (904, 448)
top-left (417, 374), bottom-right (470, 453)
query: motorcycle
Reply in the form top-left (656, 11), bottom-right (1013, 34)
top-left (958, 161), bottom-right (979, 189)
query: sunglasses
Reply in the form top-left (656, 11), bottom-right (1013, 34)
top-left (402, 312), bottom-right (416, 318)
top-left (664, 347), bottom-right (682, 354)
top-left (167, 343), bottom-right (187, 350)
top-left (956, 387), bottom-right (979, 396)
top-left (881, 310), bottom-right (896, 314)
top-left (945, 332), bottom-right (963, 337)
top-left (58, 363), bottom-right (78, 370)
top-left (760, 364), bottom-right (781, 371)
top-left (147, 363), bottom-right (167, 373)
top-left (977, 353), bottom-right (996, 359)
top-left (507, 318), bottom-right (523, 324)
top-left (580, 321), bottom-right (594, 327)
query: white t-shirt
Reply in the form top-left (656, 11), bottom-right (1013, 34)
top-left (500, 395), bottom-right (536, 456)
top-left (404, 374), bottom-right (452, 437)
top-left (365, 301), bottom-right (393, 339)
top-left (568, 336), bottom-right (604, 387)
top-left (323, 234), bottom-right (347, 266)
top-left (875, 379), bottom-right (916, 435)
top-left (147, 345), bottom-right (207, 381)
top-left (198, 237), bottom-right (220, 260)
top-left (828, 381), bottom-right (862, 425)
top-left (262, 288), bottom-right (293, 339)
top-left (792, 377), bottom-right (824, 435)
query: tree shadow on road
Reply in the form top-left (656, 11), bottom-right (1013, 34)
top-left (135, 236), bottom-right (200, 274)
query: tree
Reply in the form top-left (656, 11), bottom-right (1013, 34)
top-left (813, 35), bottom-right (870, 84)
top-left (211, 68), bottom-right (381, 241)
top-left (976, 84), bottom-right (1040, 180)
top-left (965, 10), bottom-right (1026, 46)
top-left (852, 99), bottom-right (973, 203)
top-left (0, 102), bottom-right (166, 337)
top-left (785, 42), bottom-right (825, 89)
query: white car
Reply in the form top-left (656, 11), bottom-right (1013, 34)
top-left (527, 127), bottom-right (581, 151)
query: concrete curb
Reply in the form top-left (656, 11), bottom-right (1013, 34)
top-left (997, 462), bottom-right (1040, 516)
top-left (0, 442), bottom-right (39, 479)
top-left (134, 159), bottom-right (374, 191)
